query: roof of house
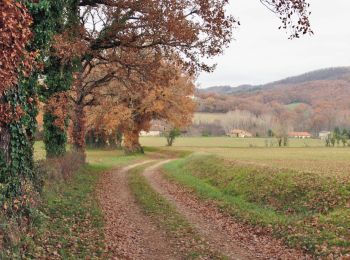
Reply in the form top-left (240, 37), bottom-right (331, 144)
top-left (288, 132), bottom-right (311, 136)
top-left (230, 129), bottom-right (252, 135)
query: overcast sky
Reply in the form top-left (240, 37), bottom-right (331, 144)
top-left (197, 0), bottom-right (350, 88)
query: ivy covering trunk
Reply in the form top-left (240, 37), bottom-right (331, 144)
top-left (42, 0), bottom-right (79, 158)
top-left (0, 0), bottom-right (65, 221)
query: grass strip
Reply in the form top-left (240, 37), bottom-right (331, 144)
top-left (128, 164), bottom-right (228, 260)
top-left (163, 159), bottom-right (290, 225)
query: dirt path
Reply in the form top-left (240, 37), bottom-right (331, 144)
top-left (97, 160), bottom-right (179, 260)
top-left (143, 160), bottom-right (310, 260)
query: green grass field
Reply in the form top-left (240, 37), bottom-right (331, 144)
top-left (139, 137), bottom-right (350, 175)
top-left (34, 141), bottom-right (143, 168)
top-left (285, 102), bottom-right (304, 110)
top-left (36, 138), bottom-right (350, 175)
top-left (140, 136), bottom-right (324, 148)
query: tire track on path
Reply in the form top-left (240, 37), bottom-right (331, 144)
top-left (97, 160), bottom-right (179, 260)
top-left (142, 160), bottom-right (309, 260)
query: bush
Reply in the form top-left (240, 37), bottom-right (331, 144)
top-left (0, 151), bottom-right (86, 257)
top-left (164, 128), bottom-right (181, 146)
top-left (39, 152), bottom-right (85, 184)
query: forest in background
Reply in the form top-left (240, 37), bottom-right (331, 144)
top-left (195, 67), bottom-right (350, 135)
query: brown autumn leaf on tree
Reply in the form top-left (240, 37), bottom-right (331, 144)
top-left (69, 47), bottom-right (169, 151)
top-left (121, 66), bottom-right (195, 153)
top-left (0, 0), bottom-right (35, 94)
top-left (260, 0), bottom-right (313, 38)
top-left (85, 58), bottom-right (196, 153)
top-left (45, 92), bottom-right (69, 130)
top-left (0, 0), bottom-right (37, 127)
top-left (52, 27), bottom-right (89, 64)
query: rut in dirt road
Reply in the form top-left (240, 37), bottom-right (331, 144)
top-left (142, 160), bottom-right (310, 260)
top-left (97, 160), bottom-right (179, 260)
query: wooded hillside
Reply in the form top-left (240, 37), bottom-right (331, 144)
top-left (197, 67), bottom-right (350, 133)
top-left (199, 67), bottom-right (350, 95)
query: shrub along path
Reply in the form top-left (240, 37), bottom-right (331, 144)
top-left (96, 160), bottom-right (178, 259)
top-left (142, 160), bottom-right (310, 260)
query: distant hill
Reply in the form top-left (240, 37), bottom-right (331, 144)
top-left (198, 84), bottom-right (257, 94)
top-left (262, 67), bottom-right (350, 88)
top-left (196, 66), bottom-right (350, 132)
top-left (199, 67), bottom-right (350, 95)
top-left (198, 85), bottom-right (235, 95)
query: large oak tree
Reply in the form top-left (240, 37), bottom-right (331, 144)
top-left (85, 59), bottom-right (195, 153)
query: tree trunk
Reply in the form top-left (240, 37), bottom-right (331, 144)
top-left (166, 136), bottom-right (174, 146)
top-left (43, 110), bottom-right (67, 158)
top-left (277, 137), bottom-right (282, 147)
top-left (72, 102), bottom-right (86, 154)
top-left (115, 129), bottom-right (123, 150)
top-left (124, 128), bottom-right (143, 154)
top-left (0, 125), bottom-right (11, 165)
top-left (0, 79), bottom-right (38, 201)
top-left (116, 136), bottom-right (123, 150)
top-left (0, 94), bottom-right (11, 164)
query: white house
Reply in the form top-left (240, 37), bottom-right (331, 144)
top-left (319, 131), bottom-right (331, 140)
top-left (139, 130), bottom-right (161, 137)
top-left (139, 120), bottom-right (167, 137)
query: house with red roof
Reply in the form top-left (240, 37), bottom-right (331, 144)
top-left (288, 132), bottom-right (312, 139)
